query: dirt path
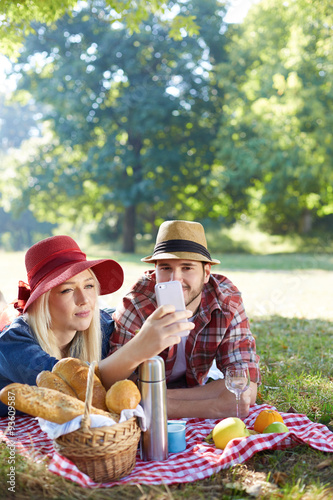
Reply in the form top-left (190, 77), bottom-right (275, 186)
top-left (1, 252), bottom-right (332, 320)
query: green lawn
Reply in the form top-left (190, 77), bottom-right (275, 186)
top-left (110, 251), bottom-right (333, 271)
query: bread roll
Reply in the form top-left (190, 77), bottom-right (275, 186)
top-left (36, 371), bottom-right (78, 398)
top-left (0, 383), bottom-right (117, 424)
top-left (106, 379), bottom-right (141, 414)
top-left (52, 357), bottom-right (108, 411)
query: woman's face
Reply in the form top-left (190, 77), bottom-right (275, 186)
top-left (48, 269), bottom-right (97, 343)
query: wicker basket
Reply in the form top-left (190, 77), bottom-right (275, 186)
top-left (54, 361), bottom-right (141, 483)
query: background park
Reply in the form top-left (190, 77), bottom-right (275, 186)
top-left (0, 0), bottom-right (332, 498)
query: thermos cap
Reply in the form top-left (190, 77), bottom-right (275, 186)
top-left (138, 356), bottom-right (165, 382)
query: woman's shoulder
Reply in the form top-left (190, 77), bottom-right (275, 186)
top-left (100, 307), bottom-right (115, 323)
top-left (99, 308), bottom-right (115, 360)
top-left (100, 308), bottom-right (115, 336)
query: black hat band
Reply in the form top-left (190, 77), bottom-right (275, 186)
top-left (152, 239), bottom-right (212, 261)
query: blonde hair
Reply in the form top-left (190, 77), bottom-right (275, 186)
top-left (26, 269), bottom-right (102, 363)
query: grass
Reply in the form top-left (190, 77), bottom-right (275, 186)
top-left (254, 317), bottom-right (333, 424)
top-left (108, 251), bottom-right (333, 271)
top-left (1, 317), bottom-right (332, 499)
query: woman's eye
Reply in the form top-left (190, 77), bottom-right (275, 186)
top-left (85, 284), bottom-right (94, 289)
top-left (60, 288), bottom-right (72, 294)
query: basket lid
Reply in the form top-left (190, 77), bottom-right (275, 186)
top-left (138, 356), bottom-right (165, 382)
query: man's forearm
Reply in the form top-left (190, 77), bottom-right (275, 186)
top-left (167, 381), bottom-right (257, 419)
top-left (168, 380), bottom-right (257, 402)
top-left (168, 379), bottom-right (226, 400)
top-left (167, 396), bottom-right (225, 419)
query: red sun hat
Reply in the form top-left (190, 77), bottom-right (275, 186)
top-left (17, 235), bottom-right (124, 313)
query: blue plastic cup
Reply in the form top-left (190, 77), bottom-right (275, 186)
top-left (167, 421), bottom-right (186, 453)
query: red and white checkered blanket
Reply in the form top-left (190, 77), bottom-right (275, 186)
top-left (1, 404), bottom-right (332, 488)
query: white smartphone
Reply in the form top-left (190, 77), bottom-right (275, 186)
top-left (155, 280), bottom-right (190, 337)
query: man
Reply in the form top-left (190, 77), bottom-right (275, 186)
top-left (111, 220), bottom-right (260, 419)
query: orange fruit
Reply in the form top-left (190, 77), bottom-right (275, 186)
top-left (254, 409), bottom-right (284, 433)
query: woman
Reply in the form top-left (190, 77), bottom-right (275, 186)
top-left (0, 235), bottom-right (194, 416)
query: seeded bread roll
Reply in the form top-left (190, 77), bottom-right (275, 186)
top-left (52, 357), bottom-right (108, 411)
top-left (0, 383), bottom-right (117, 424)
top-left (36, 371), bottom-right (78, 398)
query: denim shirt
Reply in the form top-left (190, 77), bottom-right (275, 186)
top-left (0, 309), bottom-right (114, 417)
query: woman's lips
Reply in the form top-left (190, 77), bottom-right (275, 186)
top-left (75, 310), bottom-right (91, 318)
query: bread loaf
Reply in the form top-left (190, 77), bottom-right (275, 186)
top-left (0, 383), bottom-right (117, 424)
top-left (36, 371), bottom-right (78, 398)
top-left (94, 364), bottom-right (103, 383)
top-left (52, 357), bottom-right (108, 411)
top-left (106, 379), bottom-right (141, 414)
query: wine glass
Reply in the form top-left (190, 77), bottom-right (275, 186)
top-left (225, 366), bottom-right (250, 418)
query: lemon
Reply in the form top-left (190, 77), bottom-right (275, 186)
top-left (212, 417), bottom-right (250, 449)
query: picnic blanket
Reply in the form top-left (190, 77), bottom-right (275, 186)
top-left (1, 404), bottom-right (333, 488)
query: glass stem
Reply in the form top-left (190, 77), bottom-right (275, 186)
top-left (236, 394), bottom-right (240, 418)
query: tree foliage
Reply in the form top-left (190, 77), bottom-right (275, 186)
top-left (2, 0), bottom-right (333, 251)
top-left (3, 0), bottom-right (227, 251)
top-left (215, 0), bottom-right (333, 233)
top-left (0, 92), bottom-right (43, 151)
top-left (0, 0), bottom-right (199, 58)
top-left (0, 207), bottom-right (54, 250)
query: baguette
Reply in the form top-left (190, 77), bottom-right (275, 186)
top-left (36, 371), bottom-right (78, 398)
top-left (52, 357), bottom-right (108, 411)
top-left (0, 383), bottom-right (118, 424)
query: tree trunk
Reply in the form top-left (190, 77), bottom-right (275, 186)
top-left (299, 209), bottom-right (313, 234)
top-left (122, 205), bottom-right (136, 252)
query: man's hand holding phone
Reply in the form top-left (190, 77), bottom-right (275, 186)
top-left (155, 280), bottom-right (191, 337)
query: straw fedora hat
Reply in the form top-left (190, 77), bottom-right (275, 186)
top-left (19, 235), bottom-right (124, 312)
top-left (141, 220), bottom-right (220, 265)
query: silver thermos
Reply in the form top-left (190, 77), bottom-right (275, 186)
top-left (138, 356), bottom-right (168, 461)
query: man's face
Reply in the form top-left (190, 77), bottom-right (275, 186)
top-left (155, 259), bottom-right (211, 311)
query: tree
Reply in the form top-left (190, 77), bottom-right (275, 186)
top-left (0, 92), bottom-right (44, 151)
top-left (215, 0), bottom-right (333, 234)
top-left (3, 0), bottom-right (227, 251)
top-left (0, 207), bottom-right (55, 250)
top-left (0, 0), bottom-right (199, 58)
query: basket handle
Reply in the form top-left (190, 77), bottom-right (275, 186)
top-left (80, 360), bottom-right (96, 432)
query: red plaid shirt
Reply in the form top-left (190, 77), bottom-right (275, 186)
top-left (111, 270), bottom-right (261, 386)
